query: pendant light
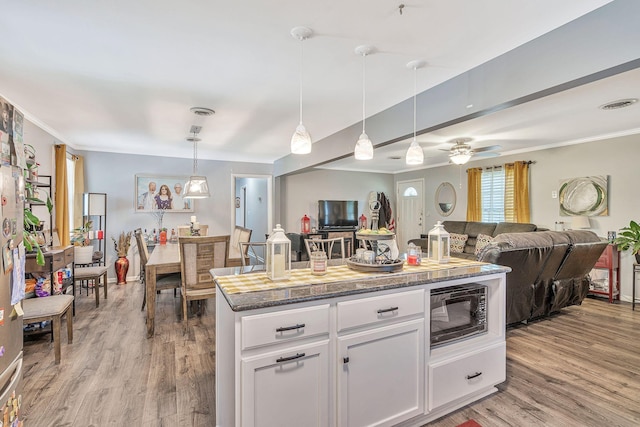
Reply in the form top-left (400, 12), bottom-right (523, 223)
top-left (184, 127), bottom-right (211, 199)
top-left (290, 26), bottom-right (313, 155)
top-left (354, 45), bottom-right (374, 160)
top-left (405, 60), bottom-right (426, 165)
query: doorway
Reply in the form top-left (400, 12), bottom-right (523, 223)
top-left (396, 179), bottom-right (424, 247)
top-left (232, 174), bottom-right (272, 243)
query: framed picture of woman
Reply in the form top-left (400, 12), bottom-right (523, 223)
top-left (135, 174), bottom-right (194, 212)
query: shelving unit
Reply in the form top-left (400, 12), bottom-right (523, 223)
top-left (83, 193), bottom-right (107, 266)
top-left (25, 174), bottom-right (53, 247)
top-left (589, 244), bottom-right (620, 303)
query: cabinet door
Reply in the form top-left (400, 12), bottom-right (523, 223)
top-left (337, 319), bottom-right (424, 427)
top-left (241, 340), bottom-right (330, 427)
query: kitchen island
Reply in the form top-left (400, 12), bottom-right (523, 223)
top-left (214, 259), bottom-right (510, 427)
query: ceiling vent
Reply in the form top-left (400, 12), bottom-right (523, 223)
top-left (599, 98), bottom-right (638, 110)
top-left (190, 107), bottom-right (215, 116)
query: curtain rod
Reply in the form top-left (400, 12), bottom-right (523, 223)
top-left (466, 160), bottom-right (535, 172)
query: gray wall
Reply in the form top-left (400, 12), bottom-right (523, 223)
top-left (395, 134), bottom-right (640, 301)
top-left (278, 169), bottom-right (394, 233)
top-left (235, 176), bottom-right (269, 241)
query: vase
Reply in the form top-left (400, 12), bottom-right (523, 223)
top-left (115, 256), bottom-right (129, 285)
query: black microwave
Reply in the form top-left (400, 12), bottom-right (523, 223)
top-left (430, 283), bottom-right (488, 348)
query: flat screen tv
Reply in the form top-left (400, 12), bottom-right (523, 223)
top-left (318, 200), bottom-right (358, 229)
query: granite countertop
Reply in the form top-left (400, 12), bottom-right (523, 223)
top-left (213, 260), bottom-right (510, 312)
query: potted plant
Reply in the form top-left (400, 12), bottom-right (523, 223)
top-left (24, 189), bottom-right (54, 266)
top-left (112, 231), bottom-right (132, 284)
top-left (613, 220), bottom-right (640, 263)
top-left (71, 220), bottom-right (94, 264)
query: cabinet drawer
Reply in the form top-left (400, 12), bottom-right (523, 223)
top-left (241, 304), bottom-right (329, 350)
top-left (429, 342), bottom-right (505, 410)
top-left (337, 289), bottom-right (424, 332)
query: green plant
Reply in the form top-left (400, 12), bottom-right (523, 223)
top-left (23, 209), bottom-right (44, 266)
top-left (71, 221), bottom-right (93, 246)
top-left (613, 220), bottom-right (640, 255)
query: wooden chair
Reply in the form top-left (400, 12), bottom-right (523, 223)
top-left (304, 237), bottom-right (346, 260)
top-left (239, 242), bottom-right (267, 268)
top-left (179, 235), bottom-right (229, 331)
top-left (134, 228), bottom-right (181, 311)
top-left (73, 265), bottom-right (109, 307)
top-left (227, 226), bottom-right (252, 267)
top-left (23, 295), bottom-right (74, 364)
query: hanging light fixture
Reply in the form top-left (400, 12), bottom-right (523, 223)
top-left (290, 26), bottom-right (313, 155)
top-left (354, 45), bottom-right (375, 160)
top-left (405, 60), bottom-right (426, 165)
top-left (449, 139), bottom-right (473, 165)
top-left (184, 124), bottom-right (211, 199)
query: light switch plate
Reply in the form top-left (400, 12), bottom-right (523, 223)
top-left (551, 191), bottom-right (558, 199)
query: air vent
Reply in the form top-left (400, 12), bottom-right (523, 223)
top-left (599, 98), bottom-right (638, 110)
top-left (190, 107), bottom-right (215, 116)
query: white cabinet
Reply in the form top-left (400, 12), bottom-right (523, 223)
top-left (429, 341), bottom-right (506, 410)
top-left (337, 319), bottom-right (424, 427)
top-left (241, 340), bottom-right (330, 427)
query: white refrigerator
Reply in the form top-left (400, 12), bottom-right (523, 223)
top-left (0, 164), bottom-right (24, 425)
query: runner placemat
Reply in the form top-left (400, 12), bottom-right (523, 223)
top-left (216, 258), bottom-right (487, 295)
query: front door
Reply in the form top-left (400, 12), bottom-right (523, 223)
top-left (397, 179), bottom-right (424, 248)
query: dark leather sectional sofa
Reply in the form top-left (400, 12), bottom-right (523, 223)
top-left (479, 230), bottom-right (607, 325)
top-left (409, 221), bottom-right (607, 325)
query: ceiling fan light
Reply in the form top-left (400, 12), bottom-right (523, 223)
top-left (405, 138), bottom-right (424, 165)
top-left (450, 152), bottom-right (472, 165)
top-left (184, 176), bottom-right (211, 199)
top-left (354, 132), bottom-right (373, 160)
top-left (291, 123), bottom-right (312, 154)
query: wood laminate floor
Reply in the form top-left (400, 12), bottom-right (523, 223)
top-left (20, 281), bottom-right (640, 426)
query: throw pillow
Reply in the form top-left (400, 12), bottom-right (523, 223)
top-left (449, 233), bottom-right (468, 254)
top-left (475, 233), bottom-right (494, 256)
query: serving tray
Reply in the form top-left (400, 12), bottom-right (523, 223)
top-left (346, 258), bottom-right (404, 273)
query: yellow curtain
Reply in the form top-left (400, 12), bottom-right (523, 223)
top-left (54, 145), bottom-right (70, 246)
top-left (504, 161), bottom-right (530, 223)
top-left (74, 155), bottom-right (85, 229)
top-left (466, 167), bottom-right (483, 221)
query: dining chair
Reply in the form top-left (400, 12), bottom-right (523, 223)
top-left (227, 226), bottom-right (252, 267)
top-left (134, 228), bottom-right (181, 311)
top-left (178, 235), bottom-right (230, 331)
top-left (239, 242), bottom-right (267, 268)
top-left (304, 237), bottom-right (346, 260)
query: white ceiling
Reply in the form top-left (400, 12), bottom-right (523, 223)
top-left (0, 0), bottom-right (626, 173)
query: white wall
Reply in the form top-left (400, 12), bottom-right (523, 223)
top-left (395, 134), bottom-right (640, 301)
top-left (279, 169), bottom-right (394, 233)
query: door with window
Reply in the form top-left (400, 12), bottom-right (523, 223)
top-left (397, 179), bottom-right (424, 248)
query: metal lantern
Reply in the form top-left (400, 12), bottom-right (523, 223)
top-left (428, 221), bottom-right (450, 263)
top-left (266, 224), bottom-right (291, 281)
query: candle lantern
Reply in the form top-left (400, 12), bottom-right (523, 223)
top-left (359, 213), bottom-right (367, 230)
top-left (266, 224), bottom-right (291, 281)
top-left (427, 221), bottom-right (450, 263)
top-left (301, 214), bottom-right (311, 234)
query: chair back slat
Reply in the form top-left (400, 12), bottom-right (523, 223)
top-left (134, 228), bottom-right (149, 265)
top-left (304, 237), bottom-right (346, 260)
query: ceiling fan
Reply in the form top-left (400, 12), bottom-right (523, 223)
top-left (441, 138), bottom-right (501, 165)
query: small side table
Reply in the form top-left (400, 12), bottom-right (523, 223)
top-left (633, 264), bottom-right (640, 311)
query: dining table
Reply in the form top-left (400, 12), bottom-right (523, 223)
top-left (145, 242), bottom-right (181, 338)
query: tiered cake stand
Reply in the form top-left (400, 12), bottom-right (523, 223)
top-left (346, 232), bottom-right (404, 273)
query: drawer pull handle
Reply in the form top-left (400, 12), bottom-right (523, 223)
top-left (276, 353), bottom-right (306, 363)
top-left (377, 306), bottom-right (399, 314)
top-left (466, 372), bottom-right (482, 380)
top-left (276, 323), bottom-right (306, 332)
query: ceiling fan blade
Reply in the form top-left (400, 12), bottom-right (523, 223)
top-left (473, 145), bottom-right (501, 153)
top-left (473, 152), bottom-right (500, 158)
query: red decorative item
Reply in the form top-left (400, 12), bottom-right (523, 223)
top-left (359, 213), bottom-right (367, 229)
top-left (115, 256), bottom-right (129, 285)
top-left (159, 229), bottom-right (167, 244)
top-left (301, 214), bottom-right (311, 234)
